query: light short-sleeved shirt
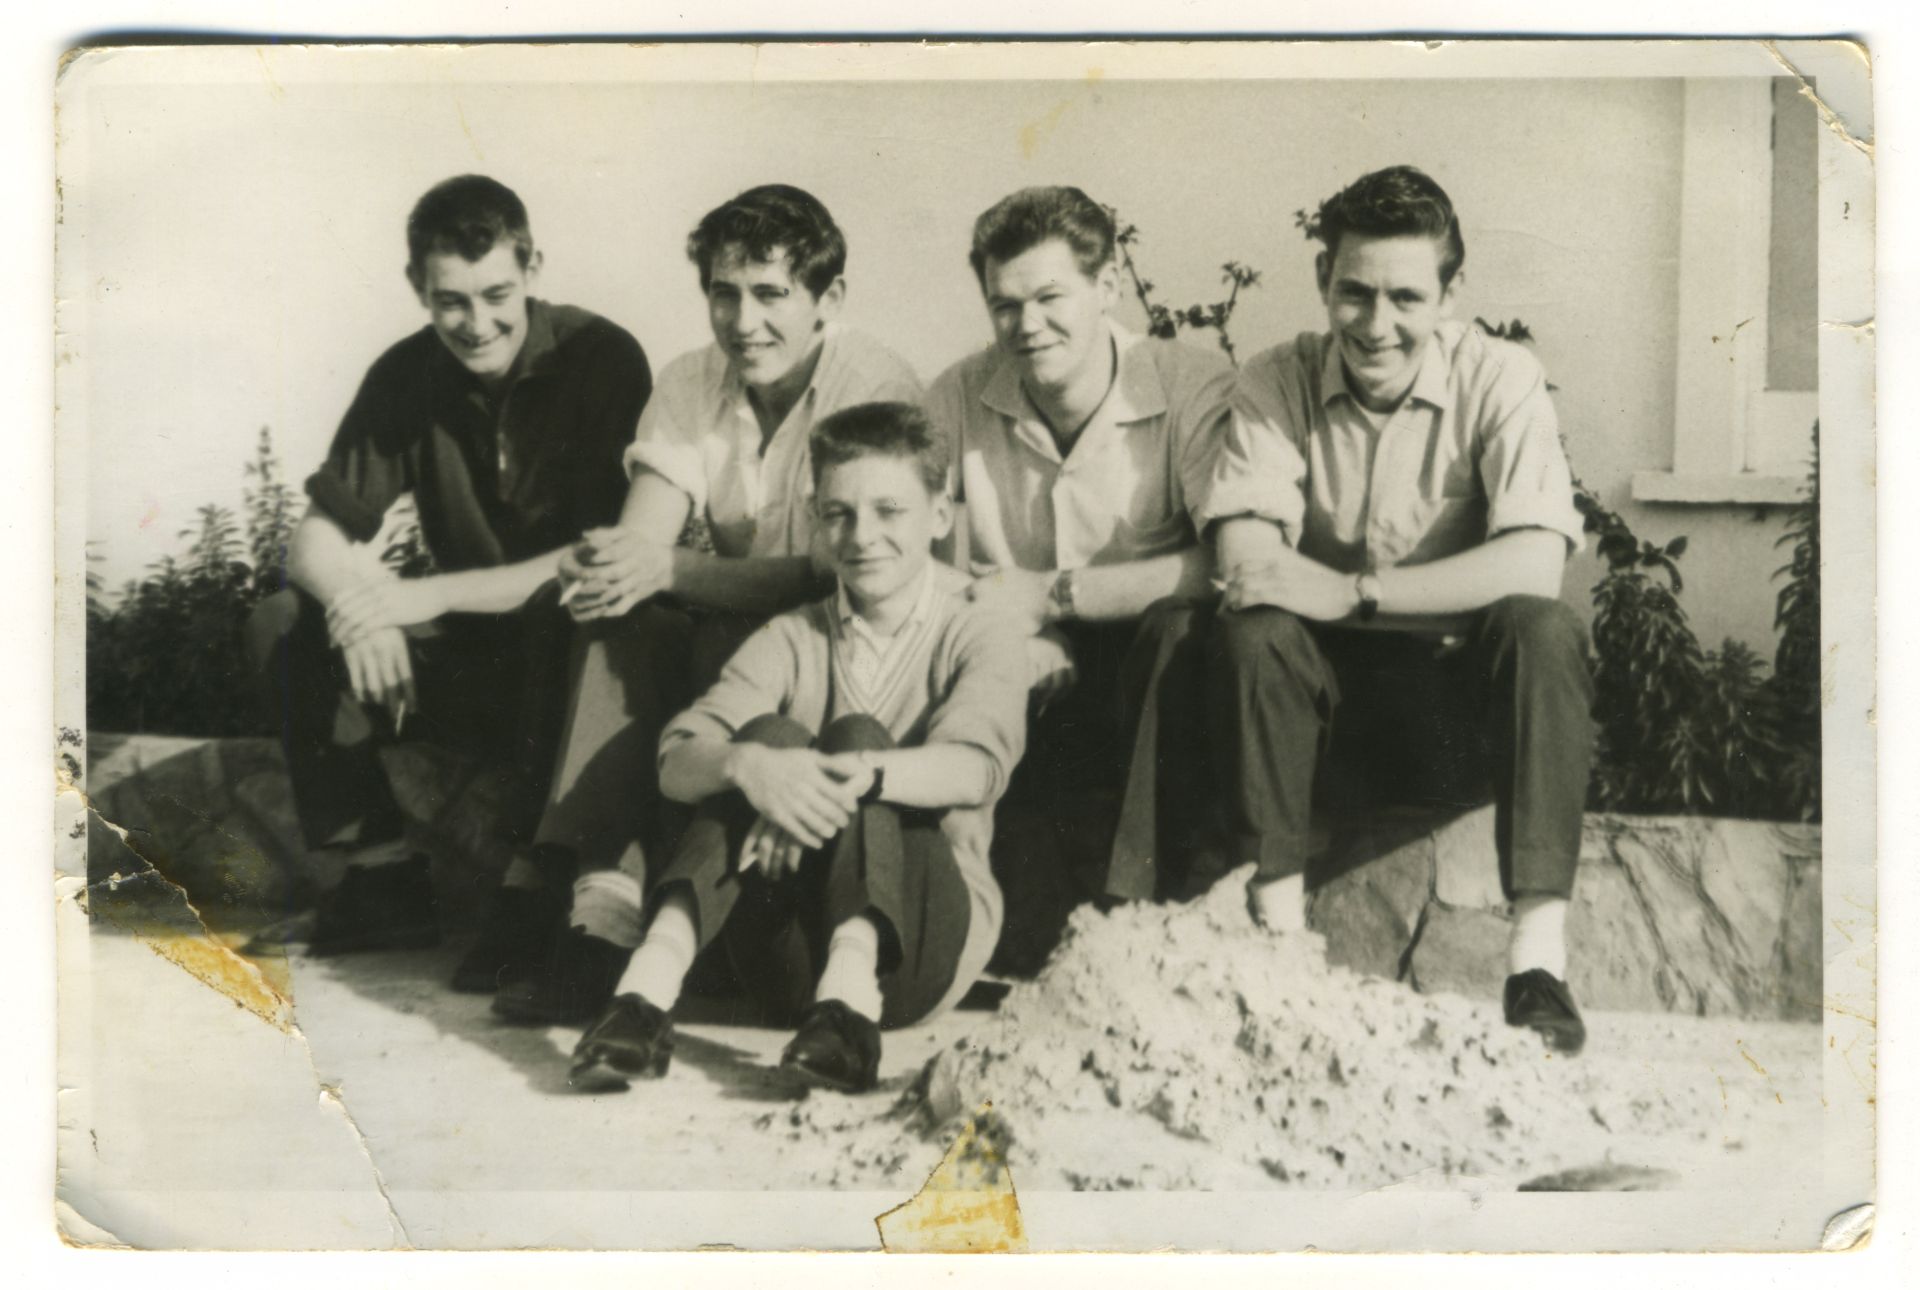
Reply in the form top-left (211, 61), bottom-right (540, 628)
top-left (624, 326), bottom-right (922, 558)
top-left (1197, 320), bottom-right (1586, 573)
top-left (926, 322), bottom-right (1235, 573)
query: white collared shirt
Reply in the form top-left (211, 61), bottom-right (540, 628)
top-left (925, 321), bottom-right (1235, 573)
top-left (624, 325), bottom-right (923, 558)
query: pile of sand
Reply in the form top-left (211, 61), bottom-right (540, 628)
top-left (762, 868), bottom-right (1810, 1192)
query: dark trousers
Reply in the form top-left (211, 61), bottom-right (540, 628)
top-left (247, 587), bottom-right (574, 852)
top-left (531, 603), bottom-right (763, 881)
top-left (1208, 594), bottom-right (1594, 900)
top-left (1000, 598), bottom-right (1216, 903)
top-left (652, 713), bottom-right (972, 1030)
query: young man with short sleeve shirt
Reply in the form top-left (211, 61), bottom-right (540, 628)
top-left (1197, 165), bottom-right (1596, 1053)
top-left (925, 186), bottom-right (1236, 929)
top-left (250, 174), bottom-right (652, 957)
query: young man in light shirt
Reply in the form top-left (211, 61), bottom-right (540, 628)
top-left (249, 174), bottom-right (652, 957)
top-left (924, 186), bottom-right (1237, 924)
top-left (568, 402), bottom-right (1028, 1094)
top-left (458, 184), bottom-right (924, 1017)
top-left (1198, 165), bottom-right (1595, 1053)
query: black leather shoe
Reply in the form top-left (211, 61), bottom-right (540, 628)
top-left (1504, 968), bottom-right (1588, 1055)
top-left (308, 856), bottom-right (441, 957)
top-left (780, 999), bottom-right (882, 1093)
top-left (491, 927), bottom-right (632, 1025)
top-left (451, 883), bottom-right (568, 994)
top-left (568, 995), bottom-right (674, 1091)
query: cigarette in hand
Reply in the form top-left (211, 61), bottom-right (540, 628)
top-left (559, 580), bottom-right (586, 607)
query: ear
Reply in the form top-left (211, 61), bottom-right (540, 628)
top-left (814, 276), bottom-right (847, 326)
top-left (405, 262), bottom-right (426, 302)
top-left (929, 490), bottom-right (955, 541)
top-left (1314, 251), bottom-right (1332, 303)
top-left (1094, 259), bottom-right (1121, 313)
top-left (525, 248), bottom-right (545, 284)
top-left (1438, 270), bottom-right (1458, 319)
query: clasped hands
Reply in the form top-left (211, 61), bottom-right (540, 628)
top-left (1216, 554), bottom-right (1359, 622)
top-left (558, 526), bottom-right (674, 621)
top-left (726, 743), bottom-right (880, 879)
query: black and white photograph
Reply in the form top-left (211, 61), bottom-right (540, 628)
top-left (49, 38), bottom-right (1877, 1253)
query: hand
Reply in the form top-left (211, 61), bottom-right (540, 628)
top-left (739, 816), bottom-right (811, 879)
top-left (817, 751), bottom-right (880, 804)
top-left (561, 527), bottom-right (674, 621)
top-left (327, 576), bottom-right (449, 647)
top-left (1024, 627), bottom-right (1079, 708)
top-left (340, 626), bottom-right (416, 721)
top-left (724, 744), bottom-right (863, 850)
top-left (1219, 558), bottom-right (1358, 622)
top-left (964, 564), bottom-right (1057, 634)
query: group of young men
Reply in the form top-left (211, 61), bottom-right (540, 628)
top-left (254, 165), bottom-right (1595, 1095)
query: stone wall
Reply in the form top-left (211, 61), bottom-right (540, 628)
top-left (81, 734), bottom-right (1822, 1021)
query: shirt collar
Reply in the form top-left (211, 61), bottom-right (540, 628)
top-left (835, 561), bottom-right (939, 635)
top-left (979, 320), bottom-right (1166, 426)
top-left (1319, 329), bottom-right (1449, 413)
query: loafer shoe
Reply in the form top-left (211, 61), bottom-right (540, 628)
top-left (1504, 968), bottom-right (1588, 1055)
top-left (308, 856), bottom-right (441, 957)
top-left (569, 994), bottom-right (674, 1091)
top-left (492, 927), bottom-right (633, 1025)
top-left (780, 999), bottom-right (882, 1094)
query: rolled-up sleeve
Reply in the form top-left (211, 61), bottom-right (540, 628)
top-left (1194, 350), bottom-right (1310, 546)
top-left (623, 356), bottom-right (709, 515)
top-left (1171, 354), bottom-right (1237, 534)
top-left (923, 611), bottom-right (1030, 805)
top-left (1478, 356), bottom-right (1586, 554)
top-left (305, 357), bottom-right (411, 543)
top-left (657, 615), bottom-right (800, 773)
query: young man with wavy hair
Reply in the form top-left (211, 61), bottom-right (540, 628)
top-left (1199, 165), bottom-right (1595, 1053)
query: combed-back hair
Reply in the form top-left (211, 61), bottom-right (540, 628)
top-left (687, 184), bottom-right (847, 298)
top-left (1303, 165), bottom-right (1466, 287)
top-left (967, 185), bottom-right (1115, 284)
top-left (407, 175), bottom-right (535, 272)
top-left (809, 401), bottom-right (950, 497)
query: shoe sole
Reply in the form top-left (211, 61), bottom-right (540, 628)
top-left (779, 1054), bottom-right (876, 1096)
top-left (568, 1051), bottom-right (670, 1093)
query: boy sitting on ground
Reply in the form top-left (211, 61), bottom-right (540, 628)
top-left (568, 402), bottom-right (1029, 1093)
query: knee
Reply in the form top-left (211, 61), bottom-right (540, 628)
top-left (1483, 595), bottom-right (1586, 658)
top-left (733, 713), bottom-right (814, 750)
top-left (818, 713), bottom-right (895, 754)
top-left (1214, 605), bottom-right (1315, 673)
top-left (244, 588), bottom-right (317, 669)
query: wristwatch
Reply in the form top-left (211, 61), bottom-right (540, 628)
top-left (1354, 572), bottom-right (1382, 623)
top-left (1048, 569), bottom-right (1078, 622)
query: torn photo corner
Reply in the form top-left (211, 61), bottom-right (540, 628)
top-left (52, 37), bottom-right (1875, 1253)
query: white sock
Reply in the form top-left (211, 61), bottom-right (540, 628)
top-left (613, 890), bottom-right (698, 1011)
top-left (813, 915), bottom-right (884, 1023)
top-left (344, 838), bottom-right (412, 870)
top-left (570, 871), bottom-right (646, 948)
top-left (1249, 873), bottom-right (1307, 933)
top-left (1508, 895), bottom-right (1570, 979)
top-left (500, 854), bottom-right (545, 890)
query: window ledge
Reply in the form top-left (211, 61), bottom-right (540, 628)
top-left (1631, 471), bottom-right (1806, 506)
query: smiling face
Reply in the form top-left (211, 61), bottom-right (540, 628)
top-left (980, 238), bottom-right (1118, 394)
top-left (1318, 232), bottom-right (1454, 413)
top-left (813, 454), bottom-right (952, 613)
top-left (411, 241), bottom-right (537, 383)
top-left (706, 244), bottom-right (842, 391)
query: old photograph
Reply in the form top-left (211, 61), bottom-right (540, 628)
top-left (51, 39), bottom-right (1876, 1252)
